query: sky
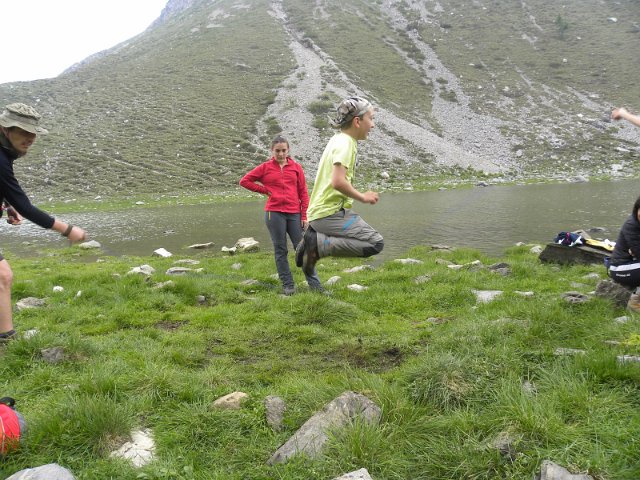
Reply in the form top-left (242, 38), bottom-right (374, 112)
top-left (1, 0), bottom-right (168, 84)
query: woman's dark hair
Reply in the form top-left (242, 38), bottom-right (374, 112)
top-left (633, 195), bottom-right (640, 219)
top-left (271, 135), bottom-right (289, 148)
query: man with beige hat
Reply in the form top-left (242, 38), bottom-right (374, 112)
top-left (0, 103), bottom-right (87, 342)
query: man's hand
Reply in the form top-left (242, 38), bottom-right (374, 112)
top-left (612, 107), bottom-right (628, 121)
top-left (6, 207), bottom-right (22, 225)
top-left (67, 226), bottom-right (87, 243)
top-left (362, 191), bottom-right (379, 204)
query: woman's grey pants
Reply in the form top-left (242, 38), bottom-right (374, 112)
top-left (310, 208), bottom-right (384, 258)
top-left (265, 211), bottom-right (322, 289)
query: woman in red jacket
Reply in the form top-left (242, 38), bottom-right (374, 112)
top-left (240, 136), bottom-right (323, 295)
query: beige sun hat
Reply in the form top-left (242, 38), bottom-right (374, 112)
top-left (0, 103), bottom-right (48, 134)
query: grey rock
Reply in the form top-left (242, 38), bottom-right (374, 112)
top-left (6, 464), bottom-right (76, 480)
top-left (473, 290), bottom-right (503, 304)
top-left (110, 429), bottom-right (156, 468)
top-left (127, 264), bottom-right (155, 276)
top-left (326, 275), bottom-right (342, 286)
top-left (343, 265), bottom-right (374, 273)
top-left (332, 468), bottom-right (373, 480)
top-left (78, 240), bottom-right (101, 249)
top-left (554, 347), bottom-right (586, 356)
top-left (188, 242), bottom-right (214, 249)
top-left (414, 274), bottom-right (431, 284)
top-left (41, 347), bottom-right (65, 364)
top-left (166, 267), bottom-right (202, 275)
top-left (617, 355), bottom-right (640, 364)
top-left (221, 246), bottom-right (237, 255)
top-left (267, 391), bottom-right (381, 465)
top-left (173, 259), bottom-right (200, 265)
top-left (431, 244), bottom-right (454, 251)
top-left (15, 297), bottom-right (46, 310)
top-left (539, 243), bottom-right (608, 266)
top-left (536, 460), bottom-right (593, 479)
top-left (235, 237), bottom-right (260, 253)
top-left (394, 258), bottom-right (423, 265)
top-left (614, 315), bottom-right (630, 324)
top-left (265, 395), bottom-right (286, 431)
top-left (561, 291), bottom-right (590, 304)
top-left (152, 248), bottom-right (172, 258)
top-left (212, 391), bottom-right (248, 409)
top-left (595, 280), bottom-right (632, 308)
top-left (347, 284), bottom-right (368, 292)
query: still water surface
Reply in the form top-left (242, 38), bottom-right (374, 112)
top-left (1, 179), bottom-right (638, 260)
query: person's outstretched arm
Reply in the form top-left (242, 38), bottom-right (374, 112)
top-left (612, 107), bottom-right (640, 128)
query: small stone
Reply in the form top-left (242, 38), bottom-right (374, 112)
top-left (394, 258), bottom-right (423, 265)
top-left (79, 240), bottom-right (101, 249)
top-left (473, 290), bottom-right (503, 303)
top-left (75, 291), bottom-right (82, 298)
top-left (231, 263), bottom-right (242, 270)
top-left (326, 276), bottom-right (342, 286)
top-left (265, 395), bottom-right (286, 431)
top-left (554, 347), bottom-right (586, 356)
top-left (561, 291), bottom-right (590, 304)
top-left (414, 275), bottom-right (431, 284)
top-left (153, 248), bottom-right (172, 258)
top-left (235, 237), bottom-right (260, 253)
top-left (240, 279), bottom-right (259, 286)
top-left (614, 316), bottom-right (630, 324)
top-left (53, 286), bottom-right (64, 292)
top-left (110, 429), bottom-right (156, 468)
top-left (530, 245), bottom-right (543, 254)
top-left (41, 347), bottom-right (65, 364)
top-left (343, 265), bottom-right (374, 273)
top-left (221, 246), bottom-right (237, 255)
top-left (23, 329), bottom-right (39, 339)
top-left (332, 468), bottom-right (373, 480)
top-left (173, 259), bottom-right (200, 265)
top-left (188, 242), bottom-right (214, 249)
top-left (166, 267), bottom-right (199, 275)
top-left (347, 284), bottom-right (368, 292)
top-left (196, 295), bottom-right (206, 305)
top-left (127, 265), bottom-right (155, 276)
top-left (16, 297), bottom-right (46, 310)
top-left (153, 281), bottom-right (175, 289)
top-left (515, 291), bottom-right (534, 297)
top-left (617, 355), bottom-right (640, 364)
top-left (212, 391), bottom-right (249, 409)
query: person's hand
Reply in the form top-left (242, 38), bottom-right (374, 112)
top-left (612, 107), bottom-right (628, 121)
top-left (302, 220), bottom-right (309, 229)
top-left (67, 226), bottom-right (87, 243)
top-left (362, 191), bottom-right (379, 204)
top-left (6, 207), bottom-right (22, 225)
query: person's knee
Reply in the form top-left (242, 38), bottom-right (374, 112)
top-left (0, 262), bottom-right (13, 291)
top-left (362, 239), bottom-right (384, 257)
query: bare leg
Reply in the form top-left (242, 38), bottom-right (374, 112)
top-left (0, 259), bottom-right (14, 334)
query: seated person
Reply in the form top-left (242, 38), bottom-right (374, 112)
top-left (608, 195), bottom-right (640, 311)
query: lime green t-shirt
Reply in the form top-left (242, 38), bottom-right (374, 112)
top-left (307, 132), bottom-right (357, 222)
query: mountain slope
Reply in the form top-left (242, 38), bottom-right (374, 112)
top-left (1, 0), bottom-right (639, 201)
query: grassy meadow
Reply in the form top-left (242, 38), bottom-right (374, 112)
top-left (1, 244), bottom-right (639, 479)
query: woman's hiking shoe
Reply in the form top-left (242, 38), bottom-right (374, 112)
top-left (302, 229), bottom-right (320, 276)
top-left (0, 330), bottom-right (17, 344)
top-left (283, 286), bottom-right (296, 296)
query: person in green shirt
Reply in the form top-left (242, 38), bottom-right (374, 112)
top-left (296, 96), bottom-right (384, 275)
